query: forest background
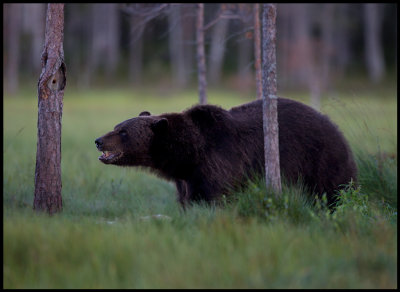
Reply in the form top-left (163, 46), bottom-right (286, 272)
top-left (4, 3), bottom-right (397, 96)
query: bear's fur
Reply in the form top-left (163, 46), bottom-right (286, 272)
top-left (95, 98), bottom-right (357, 208)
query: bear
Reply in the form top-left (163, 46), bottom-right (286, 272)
top-left (95, 98), bottom-right (357, 209)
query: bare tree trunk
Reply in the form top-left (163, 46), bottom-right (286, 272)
top-left (208, 17), bottom-right (229, 85)
top-left (34, 3), bottom-right (66, 215)
top-left (5, 4), bottom-right (21, 95)
top-left (262, 4), bottom-right (281, 195)
top-left (168, 5), bottom-right (188, 88)
top-left (364, 3), bottom-right (385, 83)
top-left (196, 3), bottom-right (207, 105)
top-left (254, 3), bottom-right (262, 99)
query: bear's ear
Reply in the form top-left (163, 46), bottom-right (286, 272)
top-left (151, 118), bottom-right (168, 134)
top-left (139, 111), bottom-right (151, 116)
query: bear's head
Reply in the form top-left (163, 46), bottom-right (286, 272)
top-left (95, 111), bottom-right (168, 167)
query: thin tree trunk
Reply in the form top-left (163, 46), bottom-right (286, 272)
top-left (34, 3), bottom-right (66, 214)
top-left (196, 3), bottom-right (207, 105)
top-left (254, 3), bottom-right (262, 99)
top-left (262, 4), bottom-right (281, 195)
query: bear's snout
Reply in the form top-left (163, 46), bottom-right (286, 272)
top-left (95, 138), bottom-right (103, 149)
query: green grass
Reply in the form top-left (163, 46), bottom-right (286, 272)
top-left (3, 85), bottom-right (397, 288)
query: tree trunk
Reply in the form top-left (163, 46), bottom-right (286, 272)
top-left (254, 3), bottom-right (262, 99)
top-left (364, 3), bottom-right (385, 83)
top-left (196, 3), bottom-right (207, 105)
top-left (262, 4), bottom-right (281, 194)
top-left (34, 3), bottom-right (66, 215)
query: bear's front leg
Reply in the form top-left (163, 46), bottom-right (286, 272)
top-left (175, 180), bottom-right (190, 210)
top-left (175, 179), bottom-right (215, 209)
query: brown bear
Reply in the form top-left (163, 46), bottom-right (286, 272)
top-left (95, 98), bottom-right (357, 208)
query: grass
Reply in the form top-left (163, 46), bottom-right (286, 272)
top-left (3, 85), bottom-right (397, 288)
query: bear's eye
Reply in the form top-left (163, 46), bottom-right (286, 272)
top-left (119, 130), bottom-right (128, 137)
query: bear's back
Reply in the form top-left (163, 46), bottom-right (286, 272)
top-left (230, 98), bottom-right (357, 204)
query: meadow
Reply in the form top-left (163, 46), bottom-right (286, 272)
top-left (3, 84), bottom-right (397, 288)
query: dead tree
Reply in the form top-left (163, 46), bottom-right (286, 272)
top-left (262, 4), bottom-right (282, 194)
top-left (196, 3), bottom-right (207, 105)
top-left (34, 4), bottom-right (66, 214)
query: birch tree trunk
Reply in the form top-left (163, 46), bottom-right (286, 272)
top-left (262, 4), bottom-right (281, 194)
top-left (196, 3), bottom-right (207, 105)
top-left (34, 3), bottom-right (66, 214)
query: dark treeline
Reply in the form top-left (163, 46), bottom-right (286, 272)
top-left (3, 3), bottom-right (397, 95)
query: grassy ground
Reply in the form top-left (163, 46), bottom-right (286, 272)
top-left (3, 85), bottom-right (397, 288)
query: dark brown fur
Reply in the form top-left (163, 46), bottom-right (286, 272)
top-left (95, 98), bottom-right (357, 208)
